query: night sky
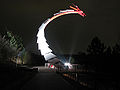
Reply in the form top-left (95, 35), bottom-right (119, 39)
top-left (0, 0), bottom-right (120, 54)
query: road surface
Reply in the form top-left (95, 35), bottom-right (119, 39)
top-left (21, 72), bottom-right (74, 90)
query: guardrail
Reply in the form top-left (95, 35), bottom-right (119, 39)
top-left (56, 68), bottom-right (118, 90)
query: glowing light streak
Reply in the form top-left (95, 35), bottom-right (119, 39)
top-left (37, 4), bottom-right (86, 61)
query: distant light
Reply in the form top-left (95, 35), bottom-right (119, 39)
top-left (64, 62), bottom-right (72, 69)
top-left (64, 63), bottom-right (70, 66)
top-left (50, 65), bottom-right (55, 69)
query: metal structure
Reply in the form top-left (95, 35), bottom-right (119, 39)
top-left (37, 4), bottom-right (86, 64)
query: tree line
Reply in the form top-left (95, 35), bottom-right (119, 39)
top-left (0, 31), bottom-right (45, 66)
top-left (87, 36), bottom-right (120, 57)
top-left (0, 31), bottom-right (25, 65)
top-left (72, 36), bottom-right (120, 73)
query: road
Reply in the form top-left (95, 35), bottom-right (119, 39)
top-left (21, 72), bottom-right (75, 90)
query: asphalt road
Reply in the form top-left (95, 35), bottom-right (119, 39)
top-left (21, 72), bottom-right (74, 90)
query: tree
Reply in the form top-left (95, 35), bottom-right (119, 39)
top-left (112, 43), bottom-right (120, 56)
top-left (0, 31), bottom-right (25, 65)
top-left (6, 31), bottom-right (24, 52)
top-left (87, 36), bottom-right (106, 56)
top-left (104, 46), bottom-right (112, 56)
top-left (0, 34), bottom-right (17, 63)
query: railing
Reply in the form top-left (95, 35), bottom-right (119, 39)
top-left (56, 66), bottom-right (119, 90)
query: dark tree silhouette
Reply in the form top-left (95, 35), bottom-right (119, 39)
top-left (104, 46), bottom-right (112, 56)
top-left (87, 36), bottom-right (106, 56)
top-left (29, 53), bottom-right (45, 66)
top-left (112, 43), bottom-right (120, 56)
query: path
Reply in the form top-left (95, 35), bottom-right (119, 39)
top-left (21, 72), bottom-right (74, 90)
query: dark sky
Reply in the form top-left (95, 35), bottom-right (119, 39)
top-left (0, 0), bottom-right (120, 54)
